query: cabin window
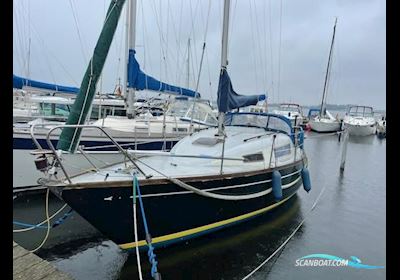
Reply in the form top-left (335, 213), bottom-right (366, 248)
top-left (243, 153), bottom-right (264, 162)
top-left (173, 127), bottom-right (188, 132)
top-left (274, 144), bottom-right (291, 158)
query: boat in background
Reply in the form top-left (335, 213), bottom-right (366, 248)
top-left (239, 100), bottom-right (268, 114)
top-left (13, 92), bottom-right (130, 123)
top-left (376, 116), bottom-right (386, 138)
top-left (13, 97), bottom-right (216, 151)
top-left (308, 18), bottom-right (341, 133)
top-left (343, 106), bottom-right (376, 136)
top-left (309, 111), bottom-right (341, 133)
top-left (272, 103), bottom-right (305, 127)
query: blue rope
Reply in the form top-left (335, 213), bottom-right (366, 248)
top-left (52, 209), bottom-right (74, 228)
top-left (133, 176), bottom-right (161, 280)
top-left (13, 208), bottom-right (74, 230)
top-left (13, 221), bottom-right (48, 229)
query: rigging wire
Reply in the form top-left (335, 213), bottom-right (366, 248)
top-left (253, 0), bottom-right (266, 92)
top-left (140, 0), bottom-right (150, 72)
top-left (113, 9), bottom-right (125, 90)
top-left (268, 0), bottom-right (275, 103)
top-left (262, 0), bottom-right (269, 99)
top-left (205, 48), bottom-right (214, 104)
top-left (277, 0), bottom-right (283, 103)
top-left (14, 1), bottom-right (80, 86)
top-left (13, 3), bottom-right (26, 74)
top-left (174, 0), bottom-right (184, 85)
top-left (249, 0), bottom-right (259, 92)
top-left (188, 0), bottom-right (201, 81)
top-left (68, 0), bottom-right (88, 65)
top-left (228, 0), bottom-right (238, 49)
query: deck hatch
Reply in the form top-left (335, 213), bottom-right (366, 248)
top-left (192, 137), bottom-right (223, 146)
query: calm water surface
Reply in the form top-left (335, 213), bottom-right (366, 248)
top-left (13, 131), bottom-right (386, 279)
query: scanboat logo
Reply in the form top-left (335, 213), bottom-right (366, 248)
top-left (295, 254), bottom-right (384, 269)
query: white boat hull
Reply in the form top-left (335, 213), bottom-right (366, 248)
top-left (309, 118), bottom-right (341, 132)
top-left (345, 123), bottom-right (376, 136)
top-left (343, 107), bottom-right (376, 136)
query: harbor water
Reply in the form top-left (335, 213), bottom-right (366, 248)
top-left (13, 131), bottom-right (386, 279)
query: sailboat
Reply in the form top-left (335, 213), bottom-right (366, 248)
top-left (31, 0), bottom-right (311, 250)
top-left (308, 19), bottom-right (341, 133)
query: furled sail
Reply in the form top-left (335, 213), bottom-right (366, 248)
top-left (127, 50), bottom-right (200, 98)
top-left (13, 74), bottom-right (79, 94)
top-left (57, 0), bottom-right (126, 152)
top-left (217, 68), bottom-right (266, 113)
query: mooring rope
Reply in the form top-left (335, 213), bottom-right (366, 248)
top-left (13, 208), bottom-right (73, 230)
top-left (132, 175), bottom-right (144, 280)
top-left (13, 203), bottom-right (69, 233)
top-left (28, 188), bottom-right (51, 253)
top-left (134, 176), bottom-right (161, 280)
top-left (241, 182), bottom-right (327, 280)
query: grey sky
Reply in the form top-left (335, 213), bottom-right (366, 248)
top-left (13, 0), bottom-right (386, 109)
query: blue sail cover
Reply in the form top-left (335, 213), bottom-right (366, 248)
top-left (127, 50), bottom-right (200, 98)
top-left (217, 68), bottom-right (266, 113)
top-left (13, 74), bottom-right (79, 94)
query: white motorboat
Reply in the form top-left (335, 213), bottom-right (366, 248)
top-left (273, 103), bottom-right (305, 127)
top-left (376, 117), bottom-right (386, 138)
top-left (343, 106), bottom-right (376, 136)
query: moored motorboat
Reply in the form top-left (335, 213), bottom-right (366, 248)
top-left (343, 106), bottom-right (376, 136)
top-left (376, 117), bottom-right (386, 138)
top-left (272, 103), bottom-right (305, 127)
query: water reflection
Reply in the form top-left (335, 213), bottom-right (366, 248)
top-left (13, 192), bottom-right (102, 256)
top-left (118, 196), bottom-right (305, 280)
top-left (13, 127), bottom-right (386, 280)
top-left (348, 135), bottom-right (376, 145)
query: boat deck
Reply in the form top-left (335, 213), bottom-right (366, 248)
top-left (67, 126), bottom-right (302, 184)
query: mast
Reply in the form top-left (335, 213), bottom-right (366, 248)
top-left (126, 0), bottom-right (137, 119)
top-left (186, 38), bottom-right (191, 88)
top-left (319, 18), bottom-right (337, 117)
top-left (217, 0), bottom-right (231, 136)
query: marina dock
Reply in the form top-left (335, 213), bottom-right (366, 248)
top-left (13, 241), bottom-right (73, 280)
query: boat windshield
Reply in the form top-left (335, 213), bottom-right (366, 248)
top-left (166, 100), bottom-right (192, 118)
top-left (348, 106), bottom-right (374, 117)
top-left (225, 113), bottom-right (292, 135)
top-left (38, 103), bottom-right (70, 117)
top-left (167, 100), bottom-right (218, 125)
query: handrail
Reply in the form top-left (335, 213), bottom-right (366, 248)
top-left (30, 121), bottom-right (305, 185)
top-left (31, 124), bottom-right (152, 183)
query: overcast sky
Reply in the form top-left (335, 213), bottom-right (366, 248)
top-left (13, 0), bottom-right (386, 109)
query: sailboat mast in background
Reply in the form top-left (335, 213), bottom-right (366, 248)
top-left (319, 17), bottom-right (337, 117)
top-left (126, 0), bottom-right (137, 119)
